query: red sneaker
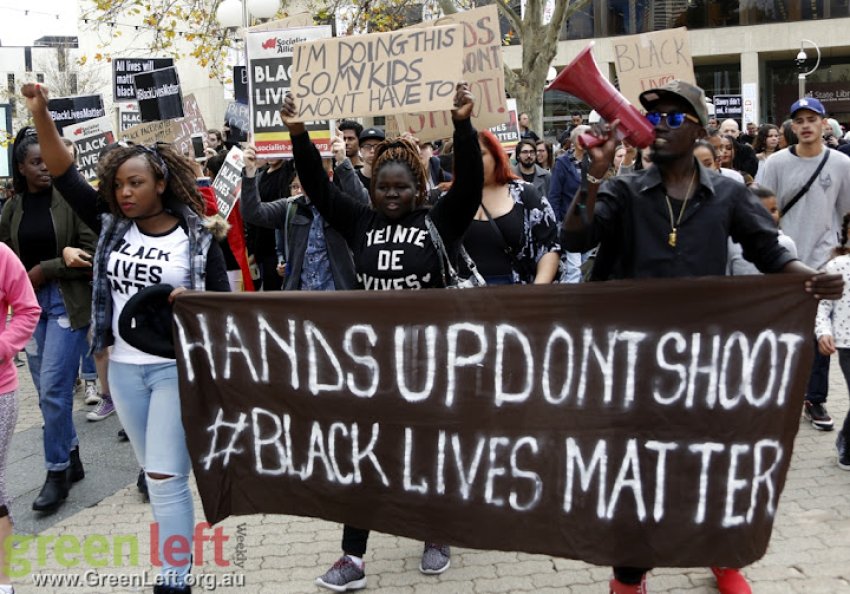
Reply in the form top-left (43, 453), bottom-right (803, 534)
top-left (711, 567), bottom-right (752, 594)
top-left (609, 576), bottom-right (647, 594)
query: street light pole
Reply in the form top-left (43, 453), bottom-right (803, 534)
top-left (796, 39), bottom-right (821, 99)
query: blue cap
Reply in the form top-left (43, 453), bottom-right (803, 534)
top-left (790, 97), bottom-right (826, 118)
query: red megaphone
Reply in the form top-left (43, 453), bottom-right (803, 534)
top-left (546, 42), bottom-right (655, 149)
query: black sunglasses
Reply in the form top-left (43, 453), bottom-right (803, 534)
top-left (645, 111), bottom-right (701, 128)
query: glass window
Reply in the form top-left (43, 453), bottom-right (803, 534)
top-left (766, 58), bottom-right (850, 125)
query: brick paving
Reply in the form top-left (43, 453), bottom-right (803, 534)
top-left (9, 361), bottom-right (850, 593)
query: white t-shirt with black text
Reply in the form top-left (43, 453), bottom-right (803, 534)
top-left (108, 223), bottom-right (191, 364)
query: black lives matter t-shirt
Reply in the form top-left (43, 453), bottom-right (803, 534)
top-left (107, 222), bottom-right (190, 364)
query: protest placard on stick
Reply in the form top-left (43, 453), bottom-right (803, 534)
top-left (291, 25), bottom-right (464, 121)
top-left (247, 26), bottom-right (334, 158)
top-left (174, 275), bottom-right (815, 569)
top-left (487, 98), bottom-right (520, 153)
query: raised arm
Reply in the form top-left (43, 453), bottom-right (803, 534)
top-left (428, 83), bottom-right (483, 243)
top-left (240, 146), bottom-right (297, 228)
top-left (20, 84), bottom-right (74, 176)
top-left (21, 83), bottom-right (101, 230)
top-left (280, 95), bottom-right (369, 245)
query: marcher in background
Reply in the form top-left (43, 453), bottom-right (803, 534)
top-left (727, 185), bottom-right (797, 275)
top-left (719, 119), bottom-right (759, 176)
top-left (761, 97), bottom-right (850, 432)
top-left (419, 140), bottom-right (452, 191)
top-left (561, 80), bottom-right (841, 593)
top-left (513, 138), bottom-right (551, 200)
top-left (465, 131), bottom-right (560, 285)
top-left (815, 212), bottom-right (850, 469)
top-left (518, 112), bottom-right (540, 142)
top-left (0, 241), bottom-right (39, 594)
top-left (240, 134), bottom-right (365, 291)
top-left (536, 140), bottom-right (554, 170)
top-left (0, 127), bottom-right (96, 514)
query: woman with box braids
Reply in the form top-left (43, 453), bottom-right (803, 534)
top-left (273, 82), bottom-right (483, 591)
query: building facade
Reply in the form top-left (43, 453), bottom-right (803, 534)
top-left (502, 1), bottom-right (850, 137)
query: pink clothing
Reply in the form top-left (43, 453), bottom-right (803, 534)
top-left (0, 242), bottom-right (40, 393)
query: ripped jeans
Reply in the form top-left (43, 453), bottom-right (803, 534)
top-left (109, 360), bottom-right (193, 587)
top-left (25, 282), bottom-right (88, 471)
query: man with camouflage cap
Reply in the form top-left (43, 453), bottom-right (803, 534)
top-left (561, 80), bottom-right (843, 594)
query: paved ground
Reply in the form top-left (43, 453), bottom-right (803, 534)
top-left (7, 357), bottom-right (850, 593)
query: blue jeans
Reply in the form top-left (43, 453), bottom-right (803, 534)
top-left (25, 282), bottom-right (87, 471)
top-left (79, 351), bottom-right (97, 382)
top-left (108, 360), bottom-right (194, 587)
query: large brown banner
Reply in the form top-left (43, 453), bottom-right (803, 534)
top-left (173, 276), bottom-right (816, 568)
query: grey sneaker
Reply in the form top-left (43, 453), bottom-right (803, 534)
top-left (86, 395), bottom-right (115, 421)
top-left (315, 556), bottom-right (366, 592)
top-left (419, 543), bottom-right (450, 575)
top-left (84, 381), bottom-right (101, 405)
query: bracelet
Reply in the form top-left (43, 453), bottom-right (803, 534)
top-left (586, 172), bottom-right (604, 185)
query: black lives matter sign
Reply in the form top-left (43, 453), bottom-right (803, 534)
top-left (47, 94), bottom-right (106, 132)
top-left (113, 57), bottom-right (174, 101)
top-left (174, 275), bottom-right (816, 569)
top-left (134, 67), bottom-right (184, 122)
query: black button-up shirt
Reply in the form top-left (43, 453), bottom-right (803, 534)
top-left (562, 162), bottom-right (796, 280)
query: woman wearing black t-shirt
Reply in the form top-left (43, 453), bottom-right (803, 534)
top-left (0, 128), bottom-right (96, 514)
top-left (274, 83), bottom-right (482, 592)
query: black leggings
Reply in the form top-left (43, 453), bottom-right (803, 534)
top-left (342, 525), bottom-right (370, 557)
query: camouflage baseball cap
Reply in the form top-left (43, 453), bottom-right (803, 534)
top-left (639, 80), bottom-right (709, 127)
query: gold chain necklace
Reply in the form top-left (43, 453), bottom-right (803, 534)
top-left (664, 171), bottom-right (696, 248)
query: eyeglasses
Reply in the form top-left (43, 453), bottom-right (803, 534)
top-left (645, 111), bottom-right (701, 128)
top-left (360, 144), bottom-right (379, 153)
top-left (518, 149), bottom-right (536, 155)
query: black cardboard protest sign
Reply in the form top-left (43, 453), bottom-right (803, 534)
top-left (135, 67), bottom-right (184, 122)
top-left (211, 147), bottom-right (244, 219)
top-left (113, 57), bottom-right (174, 101)
top-left (714, 95), bottom-right (743, 124)
top-left (47, 94), bottom-right (106, 133)
top-left (174, 275), bottom-right (815, 568)
top-left (224, 102), bottom-right (250, 143)
top-left (233, 66), bottom-right (248, 105)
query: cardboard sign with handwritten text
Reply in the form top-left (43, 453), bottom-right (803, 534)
top-left (397, 5), bottom-right (508, 142)
top-left (291, 25), bottom-right (463, 121)
top-left (612, 27), bottom-right (695, 108)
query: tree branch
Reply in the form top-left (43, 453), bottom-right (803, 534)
top-left (436, 0), bottom-right (458, 15)
top-left (495, 0), bottom-right (522, 35)
top-left (545, 0), bottom-right (591, 48)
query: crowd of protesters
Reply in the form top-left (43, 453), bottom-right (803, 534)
top-left (0, 72), bottom-right (848, 594)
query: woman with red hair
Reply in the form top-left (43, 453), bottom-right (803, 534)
top-left (462, 130), bottom-right (561, 284)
